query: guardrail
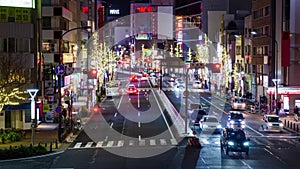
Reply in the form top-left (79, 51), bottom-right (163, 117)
top-left (158, 90), bottom-right (192, 137)
top-left (284, 119), bottom-right (300, 133)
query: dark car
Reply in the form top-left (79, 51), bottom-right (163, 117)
top-left (220, 128), bottom-right (250, 155)
top-left (227, 111), bottom-right (245, 129)
top-left (190, 109), bottom-right (208, 128)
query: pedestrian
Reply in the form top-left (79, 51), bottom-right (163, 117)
top-left (294, 105), bottom-right (299, 121)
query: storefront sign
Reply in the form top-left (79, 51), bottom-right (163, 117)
top-left (267, 87), bottom-right (300, 95)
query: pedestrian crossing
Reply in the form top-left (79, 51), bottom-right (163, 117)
top-left (69, 138), bottom-right (178, 149)
top-left (163, 88), bottom-right (209, 93)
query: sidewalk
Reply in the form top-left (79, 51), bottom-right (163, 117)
top-left (0, 123), bottom-right (72, 152)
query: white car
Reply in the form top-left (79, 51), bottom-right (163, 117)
top-left (200, 115), bottom-right (222, 133)
top-left (232, 98), bottom-right (247, 110)
top-left (261, 115), bottom-right (284, 132)
top-left (193, 81), bottom-right (202, 89)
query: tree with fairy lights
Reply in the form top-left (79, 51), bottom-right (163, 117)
top-left (0, 53), bottom-right (28, 112)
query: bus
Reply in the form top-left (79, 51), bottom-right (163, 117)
top-left (105, 80), bottom-right (121, 98)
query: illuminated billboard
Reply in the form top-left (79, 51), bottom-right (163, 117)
top-left (0, 0), bottom-right (35, 8)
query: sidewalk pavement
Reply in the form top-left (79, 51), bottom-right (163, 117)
top-left (0, 123), bottom-right (73, 152)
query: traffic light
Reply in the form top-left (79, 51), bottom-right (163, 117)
top-left (88, 68), bottom-right (97, 79)
top-left (212, 63), bottom-right (221, 73)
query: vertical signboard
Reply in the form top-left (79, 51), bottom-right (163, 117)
top-left (281, 31), bottom-right (290, 67)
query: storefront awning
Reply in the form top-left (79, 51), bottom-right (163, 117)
top-left (3, 103), bottom-right (31, 111)
top-left (267, 86), bottom-right (300, 95)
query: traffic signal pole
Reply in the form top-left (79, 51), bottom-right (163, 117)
top-left (57, 26), bottom-right (91, 142)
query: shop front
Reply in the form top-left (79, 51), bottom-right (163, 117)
top-left (266, 86), bottom-right (300, 114)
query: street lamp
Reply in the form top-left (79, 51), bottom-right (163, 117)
top-left (272, 79), bottom-right (281, 114)
top-left (57, 26), bottom-right (91, 142)
top-left (27, 89), bottom-right (39, 145)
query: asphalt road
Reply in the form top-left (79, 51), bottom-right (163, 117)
top-left (1, 73), bottom-right (300, 169)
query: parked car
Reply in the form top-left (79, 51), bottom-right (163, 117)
top-left (261, 114), bottom-right (284, 132)
top-left (199, 115), bottom-right (222, 133)
top-left (232, 97), bottom-right (247, 110)
top-left (227, 111), bottom-right (245, 129)
top-left (220, 128), bottom-right (250, 155)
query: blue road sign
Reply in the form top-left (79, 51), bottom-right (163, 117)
top-left (55, 106), bottom-right (62, 113)
top-left (55, 64), bottom-right (65, 75)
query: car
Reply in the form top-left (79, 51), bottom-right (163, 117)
top-left (193, 80), bottom-right (202, 89)
top-left (189, 109), bottom-right (208, 128)
top-left (227, 111), bottom-right (245, 129)
top-left (199, 115), bottom-right (222, 133)
top-left (175, 81), bottom-right (185, 88)
top-left (220, 128), bottom-right (250, 155)
top-left (140, 76), bottom-right (148, 81)
top-left (232, 97), bottom-right (247, 110)
top-left (130, 75), bottom-right (138, 82)
top-left (126, 84), bottom-right (138, 95)
top-left (261, 114), bottom-right (284, 132)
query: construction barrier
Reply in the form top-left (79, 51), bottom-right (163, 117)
top-left (186, 137), bottom-right (202, 149)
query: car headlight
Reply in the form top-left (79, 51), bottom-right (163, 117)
top-left (230, 120), bottom-right (235, 124)
top-left (241, 120), bottom-right (245, 124)
top-left (267, 123), bottom-right (273, 127)
top-left (242, 103), bottom-right (246, 108)
top-left (279, 123), bottom-right (284, 127)
top-left (243, 142), bottom-right (249, 146)
top-left (217, 124), bottom-right (222, 129)
top-left (228, 141), bottom-right (234, 146)
top-left (241, 124), bottom-right (245, 128)
top-left (203, 124), bottom-right (208, 128)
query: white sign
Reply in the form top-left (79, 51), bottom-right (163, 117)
top-left (109, 9), bottom-right (120, 15)
top-left (0, 0), bottom-right (35, 8)
top-left (263, 75), bottom-right (269, 88)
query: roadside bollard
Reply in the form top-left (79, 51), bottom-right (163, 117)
top-left (50, 142), bottom-right (52, 152)
top-left (55, 140), bottom-right (58, 149)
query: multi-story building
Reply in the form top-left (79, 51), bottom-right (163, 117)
top-left (41, 0), bottom-right (92, 122)
top-left (0, 2), bottom-right (38, 129)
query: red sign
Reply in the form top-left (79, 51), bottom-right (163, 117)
top-left (136, 6), bottom-right (152, 13)
top-left (281, 31), bottom-right (290, 67)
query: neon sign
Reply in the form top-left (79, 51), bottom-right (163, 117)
top-left (109, 9), bottom-right (120, 15)
top-left (136, 6), bottom-right (152, 13)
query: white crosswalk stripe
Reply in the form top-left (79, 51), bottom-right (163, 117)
top-left (71, 138), bottom-right (179, 149)
top-left (150, 139), bottom-right (156, 146)
top-left (74, 142), bottom-right (82, 148)
top-left (106, 141), bottom-right (114, 147)
top-left (96, 141), bottom-right (104, 148)
top-left (160, 139), bottom-right (167, 145)
top-left (170, 138), bottom-right (177, 145)
top-left (117, 140), bottom-right (124, 147)
top-left (85, 142), bottom-right (93, 148)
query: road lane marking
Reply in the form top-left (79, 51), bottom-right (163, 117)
top-left (104, 136), bottom-right (108, 142)
top-left (138, 135), bottom-right (141, 141)
top-left (85, 142), bottom-right (93, 148)
top-left (240, 160), bottom-right (253, 169)
top-left (150, 139), bottom-right (156, 146)
top-left (110, 122), bottom-right (114, 128)
top-left (74, 142), bottom-right (82, 148)
top-left (117, 94), bottom-right (124, 109)
top-left (138, 112), bottom-right (140, 117)
top-left (138, 122), bottom-right (141, 127)
top-left (96, 141), bottom-right (104, 147)
top-left (264, 147), bottom-right (287, 165)
top-left (114, 112), bottom-right (117, 117)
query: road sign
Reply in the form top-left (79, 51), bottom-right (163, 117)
top-left (55, 106), bottom-right (62, 113)
top-left (55, 64), bottom-right (65, 75)
top-left (190, 62), bottom-right (205, 69)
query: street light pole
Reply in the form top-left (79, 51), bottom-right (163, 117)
top-left (272, 79), bottom-right (280, 114)
top-left (57, 26), bottom-right (91, 142)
